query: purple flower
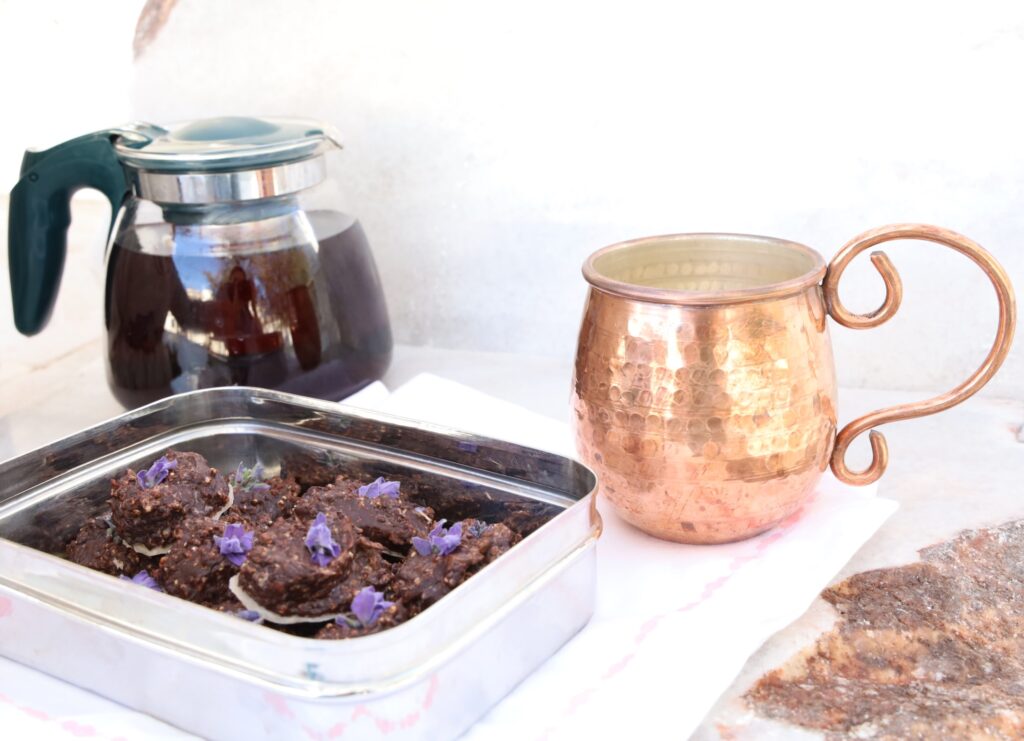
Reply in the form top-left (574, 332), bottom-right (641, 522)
top-left (231, 461), bottom-right (271, 493)
top-left (411, 519), bottom-right (464, 557)
top-left (467, 520), bottom-right (488, 538)
top-left (120, 569), bottom-right (162, 591)
top-left (213, 523), bottom-right (254, 567)
top-left (346, 586), bottom-right (394, 628)
top-left (304, 512), bottom-right (342, 567)
top-left (236, 610), bottom-right (262, 622)
top-left (136, 456), bottom-right (177, 489)
top-left (357, 476), bottom-right (400, 499)
top-left (457, 440), bottom-right (479, 453)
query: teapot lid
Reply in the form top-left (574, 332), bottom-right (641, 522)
top-left (113, 116), bottom-right (342, 172)
top-left (8, 116), bottom-right (341, 335)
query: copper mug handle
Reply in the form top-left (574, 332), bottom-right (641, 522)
top-left (823, 223), bottom-right (1016, 486)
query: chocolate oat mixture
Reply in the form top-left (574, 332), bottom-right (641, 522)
top-left (109, 451), bottom-right (230, 552)
top-left (746, 519), bottom-right (1024, 739)
top-left (64, 450), bottom-right (524, 638)
top-left (293, 477), bottom-right (435, 549)
top-left (65, 516), bottom-right (155, 577)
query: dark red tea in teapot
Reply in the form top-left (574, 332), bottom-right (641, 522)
top-left (8, 118), bottom-right (393, 408)
top-left (106, 209), bottom-right (392, 408)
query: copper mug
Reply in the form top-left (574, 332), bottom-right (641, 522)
top-left (572, 224), bottom-right (1016, 544)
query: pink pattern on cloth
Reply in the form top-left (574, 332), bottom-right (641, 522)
top-left (266, 674), bottom-right (441, 739)
top-left (22, 706), bottom-right (51, 721)
top-left (0, 689), bottom-right (126, 740)
top-left (264, 692), bottom-right (295, 719)
top-left (62, 719), bottom-right (98, 737)
top-left (0, 596), bottom-right (12, 618)
top-left (301, 724), bottom-right (324, 740)
top-left (537, 503), bottom-right (810, 739)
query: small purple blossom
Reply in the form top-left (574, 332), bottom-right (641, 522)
top-left (467, 520), bottom-right (488, 538)
top-left (231, 461), bottom-right (271, 493)
top-left (236, 610), bottom-right (262, 622)
top-left (357, 476), bottom-right (400, 499)
top-left (136, 456), bottom-right (177, 489)
top-left (411, 519), bottom-right (464, 557)
top-left (344, 586), bottom-right (394, 628)
top-left (213, 523), bottom-right (254, 567)
top-left (304, 512), bottom-right (342, 567)
top-left (120, 569), bottom-right (162, 591)
top-left (457, 440), bottom-right (479, 453)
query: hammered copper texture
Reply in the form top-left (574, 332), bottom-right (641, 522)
top-left (572, 283), bottom-right (837, 544)
top-left (573, 225), bottom-right (1015, 544)
top-left (746, 519), bottom-right (1024, 739)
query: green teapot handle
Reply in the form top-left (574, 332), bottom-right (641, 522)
top-left (8, 130), bottom-right (134, 335)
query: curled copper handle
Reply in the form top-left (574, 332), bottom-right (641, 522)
top-left (823, 223), bottom-right (1017, 486)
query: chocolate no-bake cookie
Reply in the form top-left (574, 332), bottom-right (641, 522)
top-left (293, 476), bottom-right (434, 549)
top-left (232, 511), bottom-right (358, 620)
top-left (315, 602), bottom-right (405, 639)
top-left (223, 463), bottom-right (301, 530)
top-left (279, 453), bottom-right (340, 489)
top-left (314, 585), bottom-right (405, 639)
top-left (65, 516), bottom-right (152, 576)
top-left (157, 518), bottom-right (252, 607)
top-left (213, 598), bottom-right (263, 622)
top-left (109, 451), bottom-right (230, 553)
top-left (65, 449), bottom-right (535, 640)
top-left (391, 519), bottom-right (519, 615)
top-left (390, 471), bottom-right (560, 538)
top-left (337, 536), bottom-right (394, 602)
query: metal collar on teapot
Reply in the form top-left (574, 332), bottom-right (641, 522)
top-left (114, 117), bottom-right (341, 205)
top-left (131, 157), bottom-right (327, 204)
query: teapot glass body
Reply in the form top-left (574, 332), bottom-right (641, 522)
top-left (105, 184), bottom-right (391, 407)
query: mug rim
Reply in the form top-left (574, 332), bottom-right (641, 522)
top-left (582, 232), bottom-right (828, 305)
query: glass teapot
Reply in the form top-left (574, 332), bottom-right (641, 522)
top-left (8, 117), bottom-right (392, 408)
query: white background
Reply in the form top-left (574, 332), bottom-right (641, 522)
top-left (1, 0), bottom-right (1022, 400)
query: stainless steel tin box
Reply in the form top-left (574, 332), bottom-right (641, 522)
top-left (0, 388), bottom-right (600, 740)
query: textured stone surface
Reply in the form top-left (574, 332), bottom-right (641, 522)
top-left (745, 519), bottom-right (1024, 739)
